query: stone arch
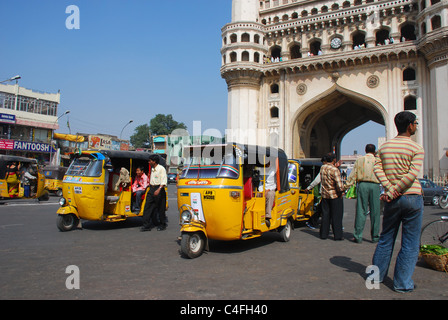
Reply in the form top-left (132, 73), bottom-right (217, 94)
top-left (291, 85), bottom-right (388, 159)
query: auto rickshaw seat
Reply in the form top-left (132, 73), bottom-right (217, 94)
top-left (243, 177), bottom-right (252, 200)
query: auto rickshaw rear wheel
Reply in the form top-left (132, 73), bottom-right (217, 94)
top-left (278, 219), bottom-right (292, 242)
top-left (181, 232), bottom-right (205, 259)
top-left (57, 214), bottom-right (79, 232)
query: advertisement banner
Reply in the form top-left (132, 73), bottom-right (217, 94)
top-left (0, 139), bottom-right (55, 153)
top-left (88, 135), bottom-right (112, 150)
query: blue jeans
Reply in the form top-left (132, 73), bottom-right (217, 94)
top-left (372, 195), bottom-right (423, 291)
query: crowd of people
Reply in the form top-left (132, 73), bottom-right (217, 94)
top-left (304, 111), bottom-right (424, 293)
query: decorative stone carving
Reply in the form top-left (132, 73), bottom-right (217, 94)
top-left (296, 83), bottom-right (307, 95)
top-left (366, 75), bottom-right (380, 88)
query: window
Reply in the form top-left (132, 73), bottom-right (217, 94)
top-left (403, 68), bottom-right (416, 81)
top-left (230, 34), bottom-right (237, 43)
top-left (290, 44), bottom-right (302, 59)
top-left (270, 107), bottom-right (279, 118)
top-left (404, 96), bottom-right (417, 110)
top-left (352, 31), bottom-right (366, 48)
top-left (431, 16), bottom-right (441, 30)
top-left (376, 29), bottom-right (390, 45)
top-left (309, 40), bottom-right (321, 56)
top-left (242, 51), bottom-right (250, 61)
top-left (401, 24), bottom-right (417, 41)
top-left (270, 46), bottom-right (282, 59)
top-left (421, 22), bottom-right (427, 35)
top-left (270, 84), bottom-right (279, 94)
top-left (241, 33), bottom-right (250, 42)
top-left (230, 52), bottom-right (237, 62)
top-left (34, 128), bottom-right (49, 143)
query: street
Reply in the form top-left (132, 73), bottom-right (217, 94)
top-left (0, 185), bottom-right (447, 301)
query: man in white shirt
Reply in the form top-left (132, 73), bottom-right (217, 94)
top-left (265, 161), bottom-right (277, 227)
top-left (141, 155), bottom-right (168, 231)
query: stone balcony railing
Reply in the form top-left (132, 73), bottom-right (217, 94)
top-left (221, 41), bottom-right (419, 76)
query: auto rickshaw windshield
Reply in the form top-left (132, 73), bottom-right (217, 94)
top-left (66, 156), bottom-right (103, 177)
top-left (180, 145), bottom-right (239, 179)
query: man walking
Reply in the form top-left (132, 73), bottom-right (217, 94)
top-left (372, 111), bottom-right (424, 293)
top-left (319, 153), bottom-right (345, 240)
top-left (141, 155), bottom-right (168, 231)
top-left (345, 144), bottom-right (380, 243)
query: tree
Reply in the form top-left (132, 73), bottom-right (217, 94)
top-left (149, 114), bottom-right (187, 135)
top-left (129, 114), bottom-right (187, 148)
top-left (130, 124), bottom-right (150, 148)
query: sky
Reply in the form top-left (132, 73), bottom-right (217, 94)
top-left (0, 0), bottom-right (384, 156)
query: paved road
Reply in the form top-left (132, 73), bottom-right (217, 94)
top-left (0, 185), bottom-right (447, 302)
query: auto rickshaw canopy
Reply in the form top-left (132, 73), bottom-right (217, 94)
top-left (183, 143), bottom-right (290, 194)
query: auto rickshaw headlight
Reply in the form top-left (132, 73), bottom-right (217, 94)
top-left (181, 210), bottom-right (192, 223)
top-left (59, 197), bottom-right (66, 206)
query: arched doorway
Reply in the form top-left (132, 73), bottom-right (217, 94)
top-left (292, 86), bottom-right (387, 159)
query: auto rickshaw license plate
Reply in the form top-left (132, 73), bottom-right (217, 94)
top-left (203, 190), bottom-right (215, 200)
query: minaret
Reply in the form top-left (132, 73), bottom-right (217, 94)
top-left (232, 0), bottom-right (258, 22)
top-left (417, 0), bottom-right (448, 176)
top-left (221, 0), bottom-right (265, 146)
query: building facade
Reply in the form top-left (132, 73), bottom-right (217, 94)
top-left (0, 83), bottom-right (61, 162)
top-left (221, 0), bottom-right (448, 177)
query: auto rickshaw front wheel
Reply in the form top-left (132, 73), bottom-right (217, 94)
top-left (278, 219), bottom-right (292, 242)
top-left (181, 232), bottom-right (205, 259)
top-left (57, 214), bottom-right (79, 232)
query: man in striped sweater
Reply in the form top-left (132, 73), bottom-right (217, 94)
top-left (372, 111), bottom-right (424, 293)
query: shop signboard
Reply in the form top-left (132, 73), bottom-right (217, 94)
top-left (0, 139), bottom-right (55, 153)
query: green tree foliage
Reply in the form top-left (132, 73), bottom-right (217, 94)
top-left (130, 114), bottom-right (187, 148)
top-left (149, 114), bottom-right (187, 135)
top-left (130, 124), bottom-right (150, 148)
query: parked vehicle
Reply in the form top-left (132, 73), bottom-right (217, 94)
top-left (43, 165), bottom-right (67, 197)
top-left (288, 159), bottom-right (321, 223)
top-left (0, 155), bottom-right (48, 201)
top-left (177, 143), bottom-right (297, 258)
top-left (168, 173), bottom-right (177, 184)
top-left (56, 150), bottom-right (166, 231)
top-left (419, 178), bottom-right (446, 206)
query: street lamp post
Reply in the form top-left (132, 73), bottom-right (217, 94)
top-left (50, 110), bottom-right (70, 165)
top-left (120, 120), bottom-right (134, 140)
top-left (0, 75), bottom-right (21, 84)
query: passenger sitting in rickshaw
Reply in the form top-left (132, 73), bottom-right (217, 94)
top-left (6, 162), bottom-right (20, 197)
top-left (20, 163), bottom-right (37, 198)
top-left (131, 166), bottom-right (148, 212)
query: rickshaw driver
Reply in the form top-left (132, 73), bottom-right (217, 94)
top-left (141, 155), bottom-right (168, 231)
top-left (264, 161), bottom-right (277, 227)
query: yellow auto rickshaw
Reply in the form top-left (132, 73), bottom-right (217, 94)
top-left (56, 150), bottom-right (166, 231)
top-left (0, 155), bottom-right (48, 201)
top-left (43, 165), bottom-right (67, 197)
top-left (177, 143), bottom-right (297, 258)
top-left (288, 158), bottom-right (324, 225)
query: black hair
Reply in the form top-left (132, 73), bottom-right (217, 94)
top-left (325, 152), bottom-right (337, 163)
top-left (394, 111), bottom-right (416, 134)
top-left (149, 154), bottom-right (160, 164)
top-left (365, 144), bottom-right (376, 154)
